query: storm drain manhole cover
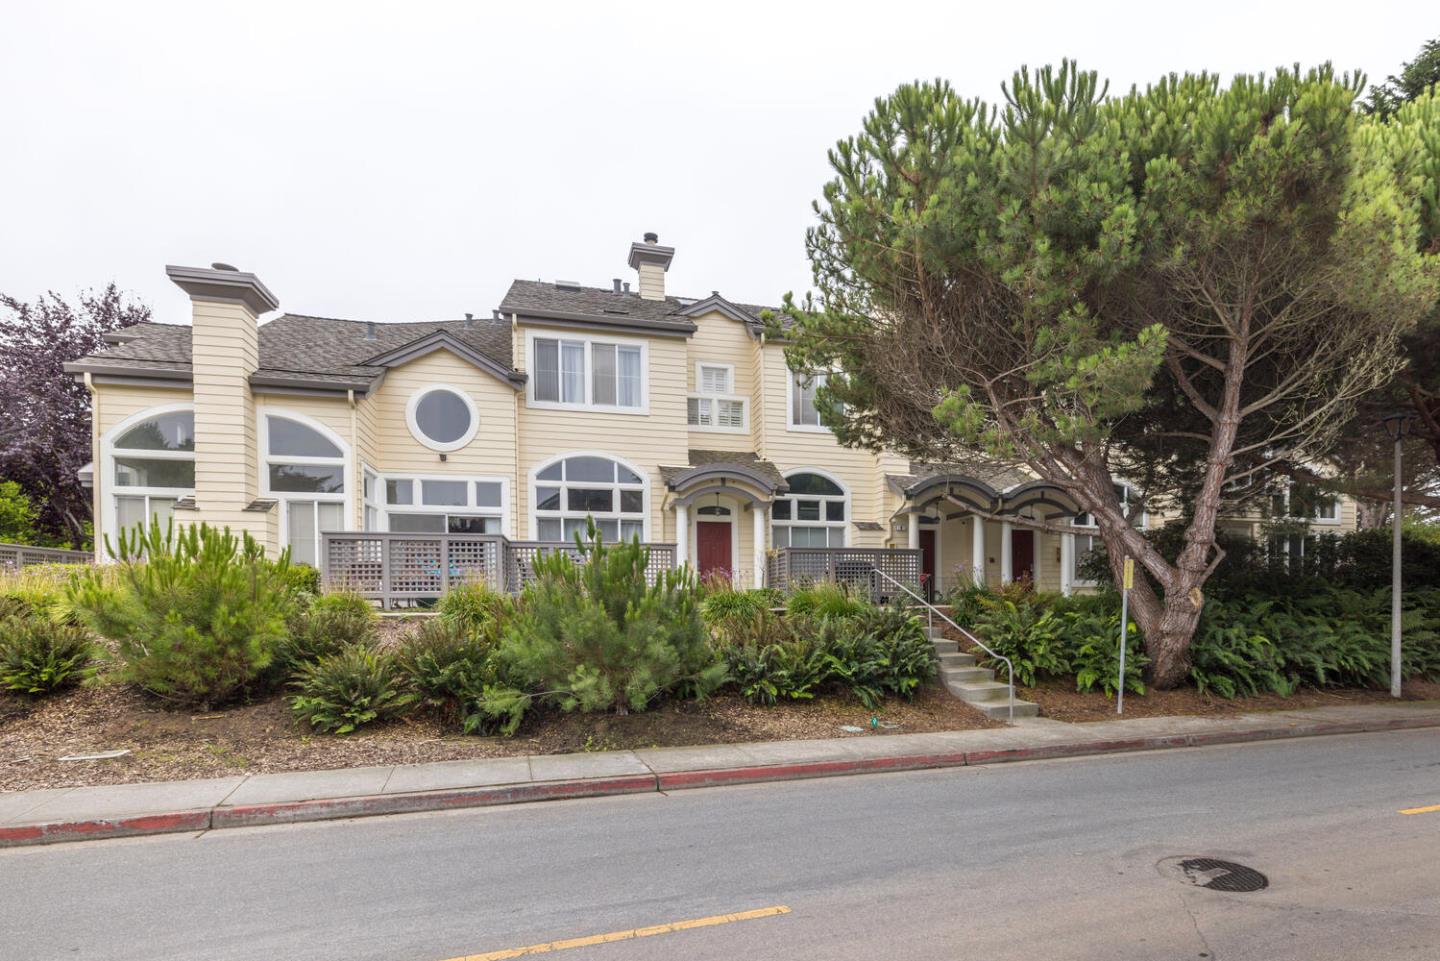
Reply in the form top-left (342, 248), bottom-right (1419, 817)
top-left (1159, 856), bottom-right (1269, 892)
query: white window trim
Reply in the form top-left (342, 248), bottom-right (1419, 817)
top-left (528, 451), bottom-right (650, 541)
top-left (1274, 485), bottom-right (1343, 526)
top-left (258, 408), bottom-right (353, 563)
top-left (405, 384), bottom-right (479, 453)
top-left (376, 472), bottom-right (510, 536)
top-left (524, 330), bottom-right (650, 415)
top-left (362, 464), bottom-right (381, 532)
top-left (773, 468), bottom-right (850, 547)
top-left (688, 361), bottom-right (748, 433)
top-left (787, 370), bottom-right (831, 433)
top-left (100, 402), bottom-right (196, 560)
top-left (1066, 481), bottom-right (1144, 588)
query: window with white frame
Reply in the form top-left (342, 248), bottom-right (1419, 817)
top-left (1271, 485), bottom-right (1341, 523)
top-left (772, 471), bottom-right (848, 547)
top-left (382, 476), bottom-right (507, 534)
top-left (110, 408), bottom-right (194, 545)
top-left (1069, 483), bottom-right (1142, 585)
top-left (263, 414), bottom-right (348, 567)
top-left (362, 468), bottom-right (381, 532)
top-left (406, 385), bottom-right (478, 452)
top-left (789, 370), bottom-right (828, 429)
top-left (529, 334), bottom-right (644, 411)
top-left (533, 455), bottom-right (646, 542)
top-left (688, 362), bottom-right (746, 431)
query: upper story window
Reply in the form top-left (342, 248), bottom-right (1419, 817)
top-left (110, 408), bottom-right (195, 545)
top-left (789, 371), bottom-right (828, 431)
top-left (533, 454), bottom-right (647, 542)
top-left (262, 413), bottom-right (349, 567)
top-left (1070, 482), bottom-right (1143, 585)
top-left (688, 362), bottom-right (746, 432)
top-left (773, 471), bottom-right (848, 547)
top-left (1271, 485), bottom-right (1341, 523)
top-left (407, 385), bottom-right (478, 452)
top-left (528, 333), bottom-right (645, 412)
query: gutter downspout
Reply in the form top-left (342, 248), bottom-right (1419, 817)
top-left (348, 389), bottom-right (358, 530)
top-left (85, 372), bottom-right (101, 562)
top-left (512, 312), bottom-right (522, 538)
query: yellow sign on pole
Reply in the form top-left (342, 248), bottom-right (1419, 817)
top-left (1123, 557), bottom-right (1134, 590)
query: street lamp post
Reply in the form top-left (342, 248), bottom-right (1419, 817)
top-left (1382, 413), bottom-right (1411, 699)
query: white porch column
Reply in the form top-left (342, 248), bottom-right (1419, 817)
top-left (752, 504), bottom-right (767, 589)
top-left (1033, 529), bottom-right (1044, 587)
top-left (1000, 521), bottom-right (1013, 584)
top-left (971, 517), bottom-right (986, 587)
top-left (675, 503), bottom-right (689, 569)
top-left (1060, 532), bottom-right (1074, 596)
top-left (907, 513), bottom-right (920, 550)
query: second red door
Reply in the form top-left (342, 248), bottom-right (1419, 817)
top-left (696, 521), bottom-right (733, 582)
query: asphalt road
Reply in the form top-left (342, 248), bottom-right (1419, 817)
top-left (3, 729), bottom-right (1439, 961)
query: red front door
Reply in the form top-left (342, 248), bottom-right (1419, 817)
top-left (919, 529), bottom-right (938, 599)
top-left (1011, 530), bottom-right (1035, 584)
top-left (696, 521), bottom-right (733, 581)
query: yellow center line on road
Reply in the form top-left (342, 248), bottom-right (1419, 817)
top-left (1399, 803), bottom-right (1440, 815)
top-left (442, 905), bottom-right (792, 961)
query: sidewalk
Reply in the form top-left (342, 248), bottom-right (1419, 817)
top-left (4, 700), bottom-right (1438, 847)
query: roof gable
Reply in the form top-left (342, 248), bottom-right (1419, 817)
top-left (363, 330), bottom-right (525, 388)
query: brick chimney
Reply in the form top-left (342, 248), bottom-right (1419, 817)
top-left (166, 263), bottom-right (279, 548)
top-left (627, 232), bottom-right (674, 301)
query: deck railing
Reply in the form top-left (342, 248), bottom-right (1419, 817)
top-left (765, 547), bottom-right (923, 601)
top-left (0, 542), bottom-right (92, 569)
top-left (321, 532), bottom-right (677, 607)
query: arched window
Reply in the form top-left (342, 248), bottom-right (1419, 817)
top-left (262, 413), bottom-right (348, 567)
top-left (110, 408), bottom-right (194, 543)
top-left (773, 471), bottom-right (847, 547)
top-left (533, 454), bottom-right (646, 542)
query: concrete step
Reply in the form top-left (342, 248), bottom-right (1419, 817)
top-left (948, 680), bottom-right (1013, 703)
top-left (935, 651), bottom-right (977, 669)
top-left (941, 666), bottom-right (992, 684)
top-left (930, 638), bottom-right (959, 655)
top-left (969, 698), bottom-right (1042, 720)
top-left (924, 625), bottom-right (946, 640)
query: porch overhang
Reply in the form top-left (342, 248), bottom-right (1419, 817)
top-left (997, 480), bottom-right (1084, 520)
top-left (893, 474), bottom-right (1000, 513)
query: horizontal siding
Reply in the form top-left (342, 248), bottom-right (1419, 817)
top-left (684, 311), bottom-right (757, 454)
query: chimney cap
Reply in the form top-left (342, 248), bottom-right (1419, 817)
top-left (643, 231), bottom-right (658, 243)
top-left (627, 236), bottom-right (675, 272)
top-left (211, 262), bottom-right (238, 272)
top-left (165, 264), bottom-right (278, 315)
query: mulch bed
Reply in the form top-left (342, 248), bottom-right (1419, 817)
top-left (0, 681), bottom-right (1000, 793)
top-left (1020, 677), bottom-right (1440, 723)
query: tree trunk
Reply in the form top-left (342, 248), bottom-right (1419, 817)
top-left (1355, 499), bottom-right (1390, 530)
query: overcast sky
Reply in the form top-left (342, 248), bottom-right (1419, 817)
top-left (0, 1), bottom-right (1432, 327)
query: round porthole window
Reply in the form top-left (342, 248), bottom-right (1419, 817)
top-left (407, 386), bottom-right (477, 452)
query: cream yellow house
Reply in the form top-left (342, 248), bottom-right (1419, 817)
top-left (67, 234), bottom-right (1357, 602)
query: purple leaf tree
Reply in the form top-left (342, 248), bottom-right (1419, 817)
top-left (0, 285), bottom-right (150, 548)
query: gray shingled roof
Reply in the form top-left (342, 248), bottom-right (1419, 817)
top-left (500, 280), bottom-right (778, 334)
top-left (658, 449), bottom-right (788, 491)
top-left (69, 313), bottom-right (515, 388)
top-left (888, 461), bottom-right (1036, 497)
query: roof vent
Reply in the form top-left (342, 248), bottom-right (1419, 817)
top-left (364, 320), bottom-right (377, 341)
top-left (601, 308), bottom-right (630, 315)
top-left (210, 262), bottom-right (238, 272)
top-left (623, 281), bottom-right (631, 293)
top-left (554, 279), bottom-right (581, 291)
top-left (612, 278), bottom-right (623, 294)
top-left (464, 311), bottom-right (474, 329)
top-left (643, 232), bottom-right (658, 243)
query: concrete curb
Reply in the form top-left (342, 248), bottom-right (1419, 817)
top-left (4, 714), bottom-right (1437, 848)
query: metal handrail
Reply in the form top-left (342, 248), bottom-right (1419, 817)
top-left (870, 567), bottom-right (1016, 724)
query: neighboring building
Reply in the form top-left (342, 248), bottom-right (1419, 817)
top-left (66, 234), bottom-right (1358, 596)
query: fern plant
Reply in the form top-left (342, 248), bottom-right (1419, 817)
top-left (290, 645), bottom-right (416, 734)
top-left (0, 615), bottom-right (95, 696)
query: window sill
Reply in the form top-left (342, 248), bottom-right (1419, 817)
top-left (785, 423), bottom-right (832, 434)
top-left (526, 400), bottom-right (650, 416)
top-left (688, 424), bottom-right (749, 434)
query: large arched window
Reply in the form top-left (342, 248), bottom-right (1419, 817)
top-left (261, 413), bottom-right (348, 567)
top-left (109, 408), bottom-right (194, 543)
top-left (533, 454), bottom-right (646, 542)
top-left (773, 471), bottom-right (848, 547)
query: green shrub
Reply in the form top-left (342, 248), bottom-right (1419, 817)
top-left (67, 520), bottom-right (299, 708)
top-left (280, 563), bottom-right (323, 599)
top-left (860, 606), bottom-right (937, 701)
top-left (437, 580), bottom-right (514, 646)
top-left (393, 617), bottom-right (527, 734)
top-left (277, 591), bottom-right (378, 673)
top-left (786, 581), bottom-right (872, 619)
top-left (494, 526), bottom-right (724, 716)
top-left (289, 645), bottom-right (416, 734)
top-left (701, 586), bottom-right (781, 628)
top-left (973, 599), bottom-right (1070, 688)
top-left (724, 630), bottom-right (831, 705)
top-left (0, 615), bottom-right (95, 695)
top-left (1069, 611), bottom-right (1147, 697)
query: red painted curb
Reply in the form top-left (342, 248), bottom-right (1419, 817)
top-left (210, 774), bottom-right (659, 830)
top-left (0, 809), bottom-right (211, 848)
top-left (657, 752), bottom-right (970, 790)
